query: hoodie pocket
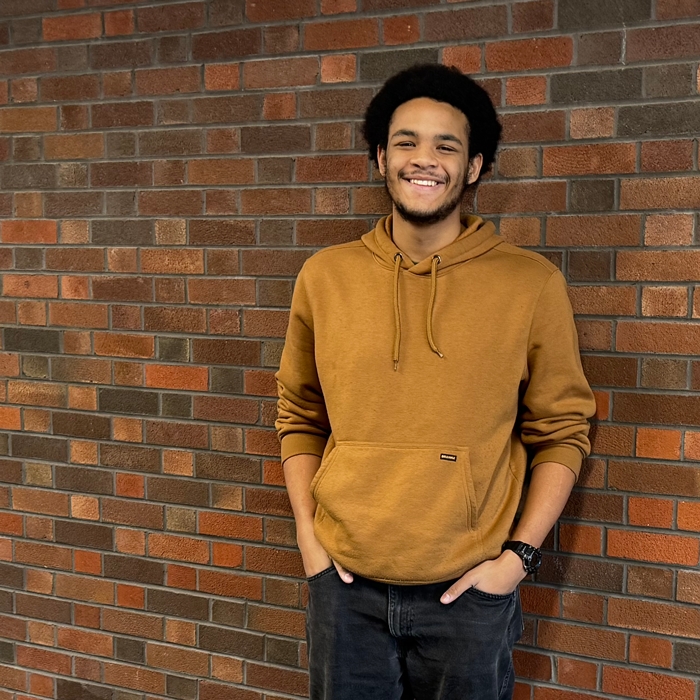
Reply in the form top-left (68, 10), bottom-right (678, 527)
top-left (310, 442), bottom-right (478, 577)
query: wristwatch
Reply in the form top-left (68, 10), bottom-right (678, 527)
top-left (502, 540), bottom-right (542, 575)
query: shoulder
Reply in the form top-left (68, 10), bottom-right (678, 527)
top-left (299, 240), bottom-right (369, 278)
top-left (489, 241), bottom-right (560, 284)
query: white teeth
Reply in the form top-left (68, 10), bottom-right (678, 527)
top-left (409, 179), bottom-right (439, 186)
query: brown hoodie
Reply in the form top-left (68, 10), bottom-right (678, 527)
top-left (276, 214), bottom-right (595, 585)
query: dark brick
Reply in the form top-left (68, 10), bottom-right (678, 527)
top-left (192, 28), bottom-right (261, 61)
top-left (100, 443), bottom-right (161, 474)
top-left (92, 276), bottom-right (153, 303)
top-left (90, 40), bottom-right (152, 70)
top-left (644, 64), bottom-right (694, 98)
top-left (191, 95), bottom-right (262, 124)
top-left (157, 35), bottom-right (188, 64)
top-left (259, 220), bottom-right (294, 246)
top-left (570, 179), bottom-right (615, 213)
top-left (192, 338), bottom-right (260, 366)
top-left (12, 434), bottom-right (68, 462)
top-left (53, 412), bottom-right (110, 440)
top-left (55, 521), bottom-right (113, 551)
top-left (258, 158), bottom-right (293, 184)
top-left (137, 3), bottom-right (205, 32)
top-left (613, 392), bottom-right (700, 427)
top-left (189, 219), bottom-right (256, 246)
top-left (56, 680), bottom-right (111, 700)
top-left (618, 102), bottom-right (700, 138)
top-left (0, 562), bottom-right (23, 590)
top-left (147, 589), bottom-right (209, 621)
top-left (578, 31), bottom-right (623, 66)
top-left (106, 132), bottom-right (137, 158)
top-left (102, 499), bottom-right (163, 530)
top-left (92, 220), bottom-right (153, 246)
top-left (0, 640), bottom-right (14, 663)
top-left (209, 0), bottom-right (245, 26)
top-left (562, 492), bottom-right (624, 522)
top-left (675, 643), bottom-right (700, 675)
top-left (104, 555), bottom-right (165, 586)
top-left (147, 476), bottom-right (208, 507)
top-left (551, 69), bottom-right (642, 104)
top-left (359, 49), bottom-right (439, 82)
top-left (537, 555), bottom-right (624, 592)
top-left (211, 600), bottom-right (245, 626)
top-left (55, 466), bottom-right (113, 495)
top-left (41, 75), bottom-right (100, 102)
top-left (161, 394), bottom-right (191, 418)
top-left (0, 0), bottom-right (53, 17)
top-left (581, 354), bottom-right (637, 386)
top-left (199, 625), bottom-right (264, 659)
top-left (16, 593), bottom-right (71, 623)
top-left (12, 17), bottom-right (41, 44)
top-left (16, 248), bottom-right (44, 270)
top-left (0, 459), bottom-right (22, 485)
top-left (0, 590), bottom-right (13, 612)
top-left (92, 102), bottom-right (154, 129)
top-left (99, 388), bottom-right (160, 416)
top-left (157, 337), bottom-right (189, 362)
top-left (57, 45), bottom-right (88, 72)
top-left (424, 5), bottom-right (508, 41)
top-left (241, 126), bottom-right (310, 154)
top-left (299, 88), bottom-right (374, 119)
top-left (106, 191), bottom-right (138, 217)
top-left (115, 637), bottom-right (145, 664)
top-left (23, 356), bottom-right (49, 378)
top-left (210, 368), bottom-right (244, 394)
top-left (167, 676), bottom-right (197, 700)
top-left (139, 130), bottom-right (202, 156)
top-left (1, 164), bottom-right (55, 189)
top-left (266, 637), bottom-right (299, 666)
top-left (91, 162), bottom-right (151, 188)
top-left (13, 136), bottom-right (41, 161)
top-left (195, 453), bottom-right (261, 483)
top-left (558, 0), bottom-right (651, 30)
top-left (45, 192), bottom-right (102, 218)
top-left (641, 358), bottom-right (687, 390)
top-left (257, 280), bottom-right (293, 307)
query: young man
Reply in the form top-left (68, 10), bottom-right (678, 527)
top-left (276, 64), bottom-right (596, 700)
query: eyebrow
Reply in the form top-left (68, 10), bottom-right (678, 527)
top-left (390, 129), bottom-right (464, 145)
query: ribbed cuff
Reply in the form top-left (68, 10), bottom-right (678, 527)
top-left (530, 444), bottom-right (584, 481)
top-left (280, 433), bottom-right (328, 464)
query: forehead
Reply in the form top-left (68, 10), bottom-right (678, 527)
top-left (389, 97), bottom-right (469, 138)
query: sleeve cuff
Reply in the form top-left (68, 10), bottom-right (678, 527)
top-left (530, 444), bottom-right (584, 481)
top-left (280, 433), bottom-right (328, 464)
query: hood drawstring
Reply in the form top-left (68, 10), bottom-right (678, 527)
top-left (427, 255), bottom-right (444, 358)
top-left (392, 252), bottom-right (444, 371)
top-left (392, 252), bottom-right (402, 371)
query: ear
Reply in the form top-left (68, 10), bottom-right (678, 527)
top-left (377, 144), bottom-right (387, 177)
top-left (467, 153), bottom-right (484, 185)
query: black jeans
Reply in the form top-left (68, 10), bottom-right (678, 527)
top-left (306, 566), bottom-right (523, 700)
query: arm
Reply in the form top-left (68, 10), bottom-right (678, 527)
top-left (441, 270), bottom-right (595, 603)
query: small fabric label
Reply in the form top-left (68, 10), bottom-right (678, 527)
top-left (440, 453), bottom-right (457, 462)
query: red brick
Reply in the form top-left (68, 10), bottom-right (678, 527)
top-left (135, 66), bottom-right (200, 95)
top-left (478, 181), bottom-right (566, 213)
top-left (628, 496), bottom-right (675, 528)
top-left (322, 0), bottom-right (356, 13)
top-left (0, 48), bottom-right (56, 76)
top-left (246, 662), bottom-right (309, 696)
top-left (45, 133), bottom-right (103, 160)
top-left (247, 0), bottom-right (316, 20)
top-left (241, 188), bottom-right (311, 215)
top-left (139, 190), bottom-right (202, 216)
top-left (199, 512), bottom-right (263, 540)
top-left (558, 524), bottom-right (602, 555)
top-left (570, 107), bottom-right (615, 139)
top-left (137, 2), bottom-right (205, 32)
top-left (248, 604), bottom-right (306, 638)
top-left (546, 215), bottom-right (640, 246)
top-left (146, 642), bottom-right (209, 675)
top-left (57, 628), bottom-right (113, 657)
top-left (0, 106), bottom-right (56, 132)
top-left (567, 285), bottom-right (636, 316)
top-left (188, 158), bottom-right (255, 185)
top-left (320, 54), bottom-right (356, 83)
top-left (1, 220), bottom-right (57, 244)
top-left (641, 140), bottom-right (694, 173)
top-left (557, 658), bottom-right (598, 690)
top-left (205, 63), bottom-right (240, 91)
top-left (602, 667), bottom-right (695, 700)
top-left (103, 662), bottom-right (166, 694)
top-left (621, 177), bottom-right (700, 210)
top-left (677, 570), bottom-right (700, 604)
top-left (561, 591), bottom-right (604, 624)
top-left (538, 620), bottom-right (625, 660)
top-left (43, 13), bottom-right (101, 41)
top-left (644, 214), bottom-right (694, 246)
top-left (543, 143), bottom-right (635, 176)
top-left (296, 154), bottom-right (366, 182)
top-left (16, 646), bottom-right (71, 675)
top-left (641, 286), bottom-right (688, 318)
top-left (607, 530), bottom-right (699, 565)
top-left (198, 570), bottom-right (263, 599)
top-left (244, 57), bottom-right (318, 89)
top-left (512, 0), bottom-right (554, 32)
top-left (486, 37), bottom-right (572, 71)
top-left (616, 321), bottom-right (700, 355)
top-left (629, 634), bottom-right (673, 668)
top-left (304, 18), bottom-right (378, 50)
top-left (657, 0), bottom-right (700, 19)
top-left (383, 15), bottom-right (420, 45)
top-left (41, 75), bottom-right (100, 102)
top-left (627, 24), bottom-right (700, 61)
top-left (105, 10), bottom-right (134, 36)
top-left (505, 76), bottom-right (547, 106)
top-left (442, 45), bottom-right (481, 73)
top-left (678, 501), bottom-right (700, 532)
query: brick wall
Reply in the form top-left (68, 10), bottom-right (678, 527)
top-left (0, 1), bottom-right (698, 698)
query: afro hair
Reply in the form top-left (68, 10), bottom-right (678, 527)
top-left (362, 63), bottom-right (502, 184)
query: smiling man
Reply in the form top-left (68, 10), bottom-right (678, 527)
top-left (276, 64), bottom-right (596, 700)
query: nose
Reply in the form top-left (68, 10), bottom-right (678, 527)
top-left (409, 143), bottom-right (438, 170)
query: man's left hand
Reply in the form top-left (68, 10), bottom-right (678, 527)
top-left (440, 550), bottom-right (527, 604)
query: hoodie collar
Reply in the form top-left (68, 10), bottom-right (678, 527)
top-left (361, 213), bottom-right (501, 275)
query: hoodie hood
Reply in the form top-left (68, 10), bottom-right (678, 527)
top-left (361, 213), bottom-right (502, 274)
top-left (361, 214), bottom-right (503, 369)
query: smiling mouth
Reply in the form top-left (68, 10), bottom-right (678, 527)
top-left (403, 177), bottom-right (445, 188)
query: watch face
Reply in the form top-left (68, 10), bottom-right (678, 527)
top-left (525, 548), bottom-right (542, 571)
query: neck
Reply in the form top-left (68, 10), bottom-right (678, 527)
top-left (390, 206), bottom-right (462, 262)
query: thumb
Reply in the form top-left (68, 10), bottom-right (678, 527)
top-left (333, 560), bottom-right (354, 584)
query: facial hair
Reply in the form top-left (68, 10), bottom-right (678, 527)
top-left (385, 167), bottom-right (471, 226)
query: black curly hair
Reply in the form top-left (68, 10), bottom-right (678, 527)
top-left (362, 63), bottom-right (502, 184)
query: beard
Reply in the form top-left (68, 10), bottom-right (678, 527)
top-left (385, 168), bottom-right (471, 226)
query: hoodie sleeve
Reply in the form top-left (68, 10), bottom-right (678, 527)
top-left (275, 263), bottom-right (331, 463)
top-left (519, 268), bottom-right (596, 480)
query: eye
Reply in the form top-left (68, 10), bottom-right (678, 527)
top-left (397, 141), bottom-right (414, 147)
top-left (438, 146), bottom-right (456, 152)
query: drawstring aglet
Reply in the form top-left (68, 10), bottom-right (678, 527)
top-left (394, 360), bottom-right (399, 371)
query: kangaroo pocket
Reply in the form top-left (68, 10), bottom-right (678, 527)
top-left (310, 441), bottom-right (482, 583)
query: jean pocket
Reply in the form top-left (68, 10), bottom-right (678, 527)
top-left (467, 585), bottom-right (515, 601)
top-left (306, 565), bottom-right (336, 583)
